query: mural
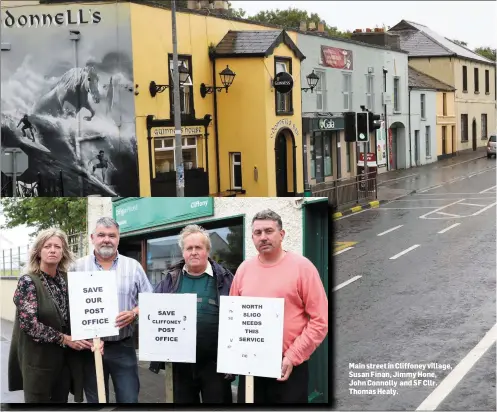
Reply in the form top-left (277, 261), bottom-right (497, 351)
top-left (1, 3), bottom-right (139, 196)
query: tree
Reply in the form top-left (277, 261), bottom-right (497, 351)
top-left (247, 7), bottom-right (351, 38)
top-left (227, 1), bottom-right (246, 18)
top-left (0, 198), bottom-right (87, 237)
top-left (475, 46), bottom-right (496, 61)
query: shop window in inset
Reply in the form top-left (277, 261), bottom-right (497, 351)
top-left (230, 152), bottom-right (242, 190)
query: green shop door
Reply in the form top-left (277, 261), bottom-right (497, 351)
top-left (303, 199), bottom-right (329, 403)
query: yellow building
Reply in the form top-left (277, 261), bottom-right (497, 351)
top-left (389, 20), bottom-right (496, 154)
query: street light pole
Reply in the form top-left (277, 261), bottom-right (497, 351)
top-left (171, 0), bottom-right (184, 197)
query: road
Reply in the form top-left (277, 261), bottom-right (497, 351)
top-left (332, 157), bottom-right (496, 411)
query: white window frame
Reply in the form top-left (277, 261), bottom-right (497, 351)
top-left (275, 60), bottom-right (291, 113)
top-left (154, 136), bottom-right (198, 171)
top-left (393, 77), bottom-right (401, 112)
top-left (169, 58), bottom-right (193, 86)
top-left (425, 125), bottom-right (431, 157)
top-left (342, 73), bottom-right (352, 111)
top-left (230, 152), bottom-right (242, 190)
top-left (314, 69), bottom-right (326, 112)
top-left (420, 93), bottom-right (426, 119)
top-left (366, 74), bottom-right (374, 112)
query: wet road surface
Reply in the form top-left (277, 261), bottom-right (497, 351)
top-left (332, 157), bottom-right (496, 411)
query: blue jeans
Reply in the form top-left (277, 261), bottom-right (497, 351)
top-left (83, 337), bottom-right (140, 403)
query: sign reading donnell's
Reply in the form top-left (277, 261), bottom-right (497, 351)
top-left (2, 9), bottom-right (102, 28)
top-left (152, 125), bottom-right (203, 138)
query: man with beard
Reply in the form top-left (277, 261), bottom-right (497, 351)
top-left (72, 217), bottom-right (153, 403)
top-left (230, 209), bottom-right (328, 404)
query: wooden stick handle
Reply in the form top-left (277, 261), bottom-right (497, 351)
top-left (93, 338), bottom-right (106, 403)
top-left (245, 375), bottom-right (254, 403)
top-left (165, 362), bottom-right (174, 403)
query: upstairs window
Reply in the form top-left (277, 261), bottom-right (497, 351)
top-left (366, 74), bottom-right (374, 112)
top-left (462, 65), bottom-right (467, 92)
top-left (275, 58), bottom-right (293, 115)
top-left (315, 70), bottom-right (326, 111)
top-left (393, 77), bottom-right (401, 112)
top-left (168, 55), bottom-right (194, 117)
top-left (485, 69), bottom-right (490, 94)
top-left (420, 93), bottom-right (426, 119)
top-left (342, 73), bottom-right (352, 111)
top-left (474, 67), bottom-right (479, 93)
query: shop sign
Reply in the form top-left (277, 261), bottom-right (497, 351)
top-left (270, 118), bottom-right (300, 139)
top-left (113, 197), bottom-right (214, 233)
top-left (2, 9), bottom-right (102, 29)
top-left (273, 72), bottom-right (294, 94)
top-left (152, 125), bottom-right (203, 138)
top-left (304, 117), bottom-right (344, 132)
top-left (321, 46), bottom-right (353, 70)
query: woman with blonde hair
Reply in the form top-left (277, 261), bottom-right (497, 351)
top-left (8, 228), bottom-right (102, 403)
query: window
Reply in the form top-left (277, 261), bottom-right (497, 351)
top-left (275, 58), bottom-right (293, 115)
top-left (168, 55), bottom-right (194, 117)
top-left (420, 94), bottom-right (426, 119)
top-left (154, 136), bottom-right (198, 173)
top-left (474, 67), bottom-right (479, 93)
top-left (342, 73), bottom-right (352, 110)
top-left (481, 114), bottom-right (488, 139)
top-left (425, 125), bottom-right (431, 157)
top-left (346, 142), bottom-right (351, 172)
top-left (393, 77), bottom-right (400, 112)
top-left (324, 134), bottom-right (332, 177)
top-left (366, 74), bottom-right (374, 111)
top-left (462, 66), bottom-right (467, 92)
top-left (315, 70), bottom-right (325, 111)
top-left (485, 70), bottom-right (490, 94)
top-left (461, 114), bottom-right (468, 141)
top-left (230, 152), bottom-right (242, 189)
top-left (442, 93), bottom-right (447, 116)
top-left (310, 136), bottom-right (316, 179)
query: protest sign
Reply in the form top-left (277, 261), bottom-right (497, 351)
top-left (67, 271), bottom-right (120, 340)
top-left (138, 293), bottom-right (197, 363)
top-left (216, 296), bottom-right (284, 379)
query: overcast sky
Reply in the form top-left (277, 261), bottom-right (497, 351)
top-left (232, 1), bottom-right (496, 49)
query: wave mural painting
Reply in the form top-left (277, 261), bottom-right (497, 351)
top-left (1, 3), bottom-right (139, 196)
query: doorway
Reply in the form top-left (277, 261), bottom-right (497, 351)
top-left (275, 129), bottom-right (296, 197)
top-left (472, 119), bottom-right (477, 151)
top-left (442, 126), bottom-right (447, 155)
top-left (452, 125), bottom-right (456, 154)
top-left (414, 130), bottom-right (420, 166)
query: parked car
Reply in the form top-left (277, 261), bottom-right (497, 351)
top-left (487, 135), bottom-right (496, 158)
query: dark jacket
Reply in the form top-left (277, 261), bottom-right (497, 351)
top-left (149, 258), bottom-right (234, 374)
top-left (8, 272), bottom-right (85, 403)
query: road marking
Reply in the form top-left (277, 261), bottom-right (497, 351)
top-left (389, 244), bottom-right (420, 260)
top-left (334, 241), bottom-right (357, 254)
top-left (479, 185), bottom-right (496, 193)
top-left (377, 173), bottom-right (418, 186)
top-left (471, 202), bottom-right (497, 216)
top-left (438, 223), bottom-right (461, 234)
top-left (377, 225), bottom-right (403, 236)
top-left (380, 207), bottom-right (437, 210)
top-left (436, 211), bottom-right (461, 217)
top-left (419, 185), bottom-right (442, 193)
top-left (419, 199), bottom-right (465, 219)
top-left (332, 276), bottom-right (362, 292)
top-left (416, 323), bottom-right (497, 411)
top-left (441, 156), bottom-right (486, 169)
top-left (417, 193), bottom-right (495, 196)
top-left (333, 247), bottom-right (354, 256)
top-left (459, 202), bottom-right (486, 207)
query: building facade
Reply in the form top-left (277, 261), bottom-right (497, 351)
top-left (389, 20), bottom-right (496, 153)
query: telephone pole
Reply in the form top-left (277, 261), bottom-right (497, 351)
top-left (171, 0), bottom-right (184, 196)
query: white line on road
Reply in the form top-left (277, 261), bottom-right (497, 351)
top-left (417, 193), bottom-right (495, 196)
top-left (419, 199), bottom-right (465, 219)
top-left (419, 185), bottom-right (442, 193)
top-left (479, 185), bottom-right (496, 194)
top-left (380, 207), bottom-right (437, 210)
top-left (441, 156), bottom-right (486, 169)
top-left (459, 202), bottom-right (486, 207)
top-left (389, 244), bottom-right (420, 260)
top-left (438, 223), bottom-right (461, 234)
top-left (377, 225), bottom-right (403, 236)
top-left (436, 211), bottom-right (461, 217)
top-left (471, 202), bottom-right (497, 216)
top-left (416, 323), bottom-right (497, 411)
top-left (333, 247), bottom-right (354, 256)
top-left (332, 276), bottom-right (362, 292)
top-left (378, 173), bottom-right (418, 185)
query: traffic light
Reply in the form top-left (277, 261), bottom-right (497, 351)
top-left (356, 112), bottom-right (369, 142)
top-left (369, 112), bottom-right (381, 132)
top-left (343, 112), bottom-right (356, 142)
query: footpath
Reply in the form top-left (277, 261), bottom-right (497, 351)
top-left (335, 147), bottom-right (491, 218)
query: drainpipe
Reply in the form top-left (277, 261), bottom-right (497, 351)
top-left (383, 68), bottom-right (388, 170)
top-left (146, 115), bottom-right (154, 195)
top-left (408, 86), bottom-right (412, 169)
top-left (211, 57), bottom-right (221, 194)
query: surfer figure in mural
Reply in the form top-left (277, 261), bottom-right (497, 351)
top-left (88, 150), bottom-right (115, 185)
top-left (32, 65), bottom-right (101, 121)
top-left (17, 114), bottom-right (36, 142)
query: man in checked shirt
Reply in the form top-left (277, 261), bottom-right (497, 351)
top-left (72, 217), bottom-right (153, 403)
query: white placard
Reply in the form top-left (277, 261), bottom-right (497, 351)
top-left (67, 271), bottom-right (120, 340)
top-left (138, 293), bottom-right (197, 363)
top-left (217, 296), bottom-right (284, 379)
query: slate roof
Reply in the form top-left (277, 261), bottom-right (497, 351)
top-left (389, 20), bottom-right (494, 65)
top-left (408, 67), bottom-right (455, 91)
top-left (213, 30), bottom-right (305, 60)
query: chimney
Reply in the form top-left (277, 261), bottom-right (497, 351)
top-left (213, 0), bottom-right (229, 11)
top-left (186, 0), bottom-right (199, 9)
top-left (351, 30), bottom-right (402, 50)
top-left (317, 20), bottom-right (325, 33)
top-left (299, 20), bottom-right (307, 32)
top-left (308, 21), bottom-right (317, 31)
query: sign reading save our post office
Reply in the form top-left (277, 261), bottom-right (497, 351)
top-left (216, 296), bottom-right (284, 379)
top-left (67, 271), bottom-right (120, 340)
top-left (138, 293), bottom-right (197, 363)
top-left (273, 72), bottom-right (294, 94)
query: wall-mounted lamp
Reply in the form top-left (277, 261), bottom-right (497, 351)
top-left (200, 65), bottom-right (236, 98)
top-left (301, 70), bottom-right (320, 93)
top-left (149, 61), bottom-right (190, 97)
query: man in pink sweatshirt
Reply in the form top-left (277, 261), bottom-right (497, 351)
top-left (229, 209), bottom-right (328, 403)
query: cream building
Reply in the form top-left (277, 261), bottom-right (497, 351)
top-left (389, 20), bottom-right (496, 153)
